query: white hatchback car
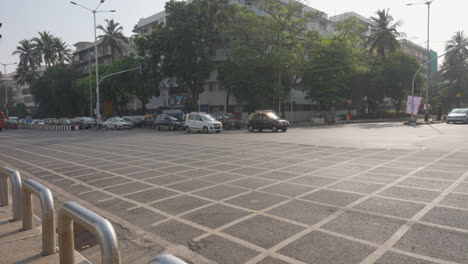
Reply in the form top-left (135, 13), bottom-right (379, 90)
top-left (185, 112), bottom-right (222, 133)
top-left (103, 117), bottom-right (133, 130)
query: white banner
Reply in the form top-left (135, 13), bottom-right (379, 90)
top-left (406, 96), bottom-right (423, 115)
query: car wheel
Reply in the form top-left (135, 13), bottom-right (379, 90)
top-left (272, 126), bottom-right (278, 132)
top-left (248, 125), bottom-right (254, 132)
top-left (185, 126), bottom-right (190, 133)
top-left (216, 130), bottom-right (221, 133)
top-left (169, 125), bottom-right (173, 131)
top-left (282, 128), bottom-right (287, 132)
top-left (157, 125), bottom-right (161, 130)
top-left (203, 126), bottom-right (208, 133)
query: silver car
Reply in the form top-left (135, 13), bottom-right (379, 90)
top-left (447, 108), bottom-right (468, 124)
top-left (103, 117), bottom-right (133, 130)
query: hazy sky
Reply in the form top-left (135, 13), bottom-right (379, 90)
top-left (1, 0), bottom-right (466, 74)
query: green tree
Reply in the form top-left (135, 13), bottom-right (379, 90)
top-left (374, 51), bottom-right (423, 111)
top-left (30, 66), bottom-right (83, 117)
top-left (366, 9), bottom-right (402, 59)
top-left (53, 37), bottom-right (73, 65)
top-left (32, 31), bottom-right (56, 67)
top-left (441, 31), bottom-right (468, 108)
top-left (12, 39), bottom-right (40, 70)
top-left (97, 19), bottom-right (129, 64)
top-left (138, 0), bottom-right (217, 111)
top-left (14, 63), bottom-right (38, 86)
top-left (12, 102), bottom-right (27, 119)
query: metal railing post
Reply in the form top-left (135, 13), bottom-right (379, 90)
top-left (0, 167), bottom-right (22, 221)
top-left (21, 179), bottom-right (56, 255)
top-left (149, 254), bottom-right (188, 264)
top-left (58, 201), bottom-right (121, 264)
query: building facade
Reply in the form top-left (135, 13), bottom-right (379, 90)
top-left (72, 38), bottom-right (136, 75)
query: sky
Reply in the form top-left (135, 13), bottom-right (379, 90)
top-left (1, 0), bottom-right (466, 74)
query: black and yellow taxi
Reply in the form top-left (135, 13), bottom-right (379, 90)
top-left (247, 110), bottom-right (290, 132)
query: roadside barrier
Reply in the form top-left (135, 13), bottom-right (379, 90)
top-left (58, 201), bottom-right (121, 264)
top-left (18, 124), bottom-right (78, 131)
top-left (1, 166), bottom-right (187, 264)
top-left (0, 167), bottom-right (22, 221)
top-left (22, 179), bottom-right (56, 255)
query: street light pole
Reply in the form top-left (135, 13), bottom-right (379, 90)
top-left (71, 0), bottom-right (115, 126)
top-left (1, 62), bottom-right (17, 119)
top-left (407, 1), bottom-right (433, 122)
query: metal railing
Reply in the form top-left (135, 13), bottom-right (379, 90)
top-left (58, 201), bottom-right (121, 264)
top-left (22, 179), bottom-right (56, 255)
top-left (149, 254), bottom-right (188, 264)
top-left (0, 167), bottom-right (22, 221)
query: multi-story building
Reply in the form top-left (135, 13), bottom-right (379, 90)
top-left (399, 39), bottom-right (437, 73)
top-left (329, 11), bottom-right (373, 40)
top-left (72, 38), bottom-right (136, 75)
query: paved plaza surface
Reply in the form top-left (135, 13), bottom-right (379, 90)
top-left (1, 123), bottom-right (468, 264)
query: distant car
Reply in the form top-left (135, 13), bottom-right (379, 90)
top-left (31, 119), bottom-right (45, 125)
top-left (6, 120), bottom-right (18, 129)
top-left (58, 119), bottom-right (72, 125)
top-left (73, 117), bottom-right (96, 129)
top-left (154, 114), bottom-right (184, 131)
top-left (212, 112), bottom-right (242, 129)
top-left (248, 110), bottom-right (289, 132)
top-left (103, 117), bottom-right (133, 130)
top-left (447, 108), bottom-right (468, 124)
top-left (185, 112), bottom-right (222, 133)
top-left (124, 116), bottom-right (143, 128)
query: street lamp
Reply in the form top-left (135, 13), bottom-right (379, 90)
top-left (1, 62), bottom-right (17, 119)
top-left (407, 0), bottom-right (433, 122)
top-left (71, 0), bottom-right (115, 126)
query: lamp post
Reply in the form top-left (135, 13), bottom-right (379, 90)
top-left (1, 62), bottom-right (17, 119)
top-left (71, 0), bottom-right (115, 126)
top-left (407, 0), bottom-right (433, 122)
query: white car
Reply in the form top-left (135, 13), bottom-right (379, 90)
top-left (31, 119), bottom-right (45, 125)
top-left (103, 117), bottom-right (133, 130)
top-left (185, 112), bottom-right (222, 133)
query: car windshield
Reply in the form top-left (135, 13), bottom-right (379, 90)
top-left (450, 109), bottom-right (468, 114)
top-left (201, 114), bottom-right (215, 121)
top-left (115, 118), bottom-right (125, 122)
top-left (168, 116), bottom-right (178, 121)
top-left (266, 112), bottom-right (280, 120)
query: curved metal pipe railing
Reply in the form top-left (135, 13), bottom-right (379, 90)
top-left (0, 167), bottom-right (22, 221)
top-left (22, 179), bottom-right (56, 255)
top-left (58, 201), bottom-right (121, 264)
top-left (149, 254), bottom-right (188, 264)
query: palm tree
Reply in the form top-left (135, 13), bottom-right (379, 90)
top-left (441, 31), bottom-right (468, 107)
top-left (14, 63), bottom-right (38, 86)
top-left (32, 31), bottom-right (56, 66)
top-left (97, 19), bottom-right (129, 64)
top-left (366, 9), bottom-right (402, 59)
top-left (12, 39), bottom-right (40, 70)
top-left (53, 37), bottom-right (73, 65)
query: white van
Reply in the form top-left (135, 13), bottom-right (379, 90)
top-left (185, 112), bottom-right (222, 133)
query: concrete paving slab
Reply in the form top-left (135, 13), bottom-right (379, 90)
top-left (302, 189), bottom-right (364, 207)
top-left (191, 235), bottom-right (259, 264)
top-left (124, 188), bottom-right (178, 204)
top-left (278, 230), bottom-right (376, 264)
top-left (223, 215), bottom-right (304, 248)
top-left (150, 220), bottom-right (205, 245)
top-left (375, 251), bottom-right (438, 264)
top-left (267, 200), bottom-right (338, 225)
top-left (182, 204), bottom-right (249, 229)
top-left (224, 192), bottom-right (287, 211)
top-left (378, 186), bottom-right (441, 203)
top-left (150, 195), bottom-right (211, 215)
top-left (354, 197), bottom-right (425, 218)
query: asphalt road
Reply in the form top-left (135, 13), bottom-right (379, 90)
top-left (1, 123), bottom-right (468, 264)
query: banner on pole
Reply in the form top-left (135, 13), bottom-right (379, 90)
top-left (406, 96), bottom-right (422, 115)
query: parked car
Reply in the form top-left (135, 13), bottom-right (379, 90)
top-left (73, 117), bottom-right (96, 129)
top-left (212, 112), bottom-right (242, 129)
top-left (447, 108), bottom-right (468, 124)
top-left (31, 119), bottom-right (45, 125)
top-left (153, 114), bottom-right (184, 131)
top-left (103, 117), bottom-right (133, 130)
top-left (6, 120), bottom-right (18, 129)
top-left (248, 110), bottom-right (289, 132)
top-left (123, 116), bottom-right (143, 128)
top-left (185, 112), bottom-right (222, 133)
